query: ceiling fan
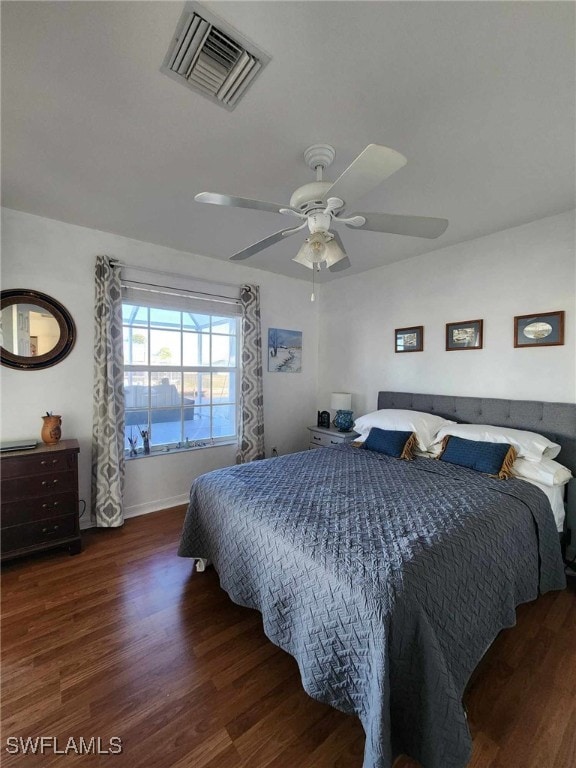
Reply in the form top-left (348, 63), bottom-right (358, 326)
top-left (195, 143), bottom-right (448, 274)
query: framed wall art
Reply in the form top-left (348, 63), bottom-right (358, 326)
top-left (268, 328), bottom-right (302, 372)
top-left (395, 325), bottom-right (423, 353)
top-left (446, 319), bottom-right (483, 350)
top-left (514, 311), bottom-right (564, 348)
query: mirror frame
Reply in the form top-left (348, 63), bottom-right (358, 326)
top-left (0, 289), bottom-right (76, 370)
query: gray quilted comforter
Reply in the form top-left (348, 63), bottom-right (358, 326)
top-left (178, 444), bottom-right (566, 768)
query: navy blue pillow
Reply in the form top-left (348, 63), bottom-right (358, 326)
top-left (362, 428), bottom-right (415, 459)
top-left (439, 436), bottom-right (516, 477)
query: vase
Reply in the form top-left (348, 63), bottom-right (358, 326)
top-left (334, 409), bottom-right (354, 432)
top-left (41, 415), bottom-right (62, 445)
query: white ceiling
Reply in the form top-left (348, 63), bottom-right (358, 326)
top-left (2, 1), bottom-right (575, 283)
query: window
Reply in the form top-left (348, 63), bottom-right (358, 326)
top-left (122, 300), bottom-right (240, 455)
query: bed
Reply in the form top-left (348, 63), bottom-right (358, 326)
top-left (178, 392), bottom-right (574, 768)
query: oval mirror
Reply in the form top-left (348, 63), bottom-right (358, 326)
top-left (0, 290), bottom-right (76, 370)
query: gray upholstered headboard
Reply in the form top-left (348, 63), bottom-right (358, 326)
top-left (377, 391), bottom-right (576, 474)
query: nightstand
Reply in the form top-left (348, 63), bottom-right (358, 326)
top-left (307, 425), bottom-right (359, 449)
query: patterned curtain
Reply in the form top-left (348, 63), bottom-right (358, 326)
top-left (236, 284), bottom-right (265, 463)
top-left (91, 256), bottom-right (125, 526)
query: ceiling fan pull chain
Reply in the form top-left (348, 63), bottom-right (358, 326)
top-left (311, 263), bottom-right (316, 302)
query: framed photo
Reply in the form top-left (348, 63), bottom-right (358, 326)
top-left (446, 319), bottom-right (483, 350)
top-left (514, 311), bottom-right (564, 348)
top-left (395, 325), bottom-right (423, 353)
top-left (268, 328), bottom-right (302, 372)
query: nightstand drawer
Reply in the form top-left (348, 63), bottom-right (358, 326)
top-left (1, 491), bottom-right (77, 528)
top-left (309, 432), bottom-right (345, 448)
top-left (308, 426), bottom-right (359, 449)
top-left (1, 514), bottom-right (78, 555)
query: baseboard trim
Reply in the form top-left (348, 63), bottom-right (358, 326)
top-left (80, 494), bottom-right (189, 529)
top-left (124, 494), bottom-right (189, 519)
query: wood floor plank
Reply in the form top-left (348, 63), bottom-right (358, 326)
top-left (553, 702), bottom-right (576, 768)
top-left (2, 505), bottom-right (574, 768)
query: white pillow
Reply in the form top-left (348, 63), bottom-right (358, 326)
top-left (433, 423), bottom-right (561, 462)
top-left (353, 409), bottom-right (455, 452)
top-left (512, 457), bottom-right (572, 487)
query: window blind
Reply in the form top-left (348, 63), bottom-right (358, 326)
top-left (120, 267), bottom-right (241, 316)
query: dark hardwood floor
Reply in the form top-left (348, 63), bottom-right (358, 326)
top-left (1, 506), bottom-right (575, 767)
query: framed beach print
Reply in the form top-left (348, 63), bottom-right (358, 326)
top-left (514, 311), bottom-right (564, 348)
top-left (395, 326), bottom-right (423, 353)
top-left (446, 319), bottom-right (483, 350)
top-left (268, 328), bottom-right (302, 372)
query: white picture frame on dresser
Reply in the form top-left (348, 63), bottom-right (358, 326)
top-left (307, 425), bottom-right (359, 449)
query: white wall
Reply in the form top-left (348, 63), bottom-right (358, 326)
top-left (317, 211), bottom-right (576, 416)
top-left (1, 208), bottom-right (318, 523)
top-left (3, 208), bottom-right (574, 528)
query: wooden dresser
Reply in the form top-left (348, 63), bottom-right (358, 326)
top-left (1, 439), bottom-right (81, 561)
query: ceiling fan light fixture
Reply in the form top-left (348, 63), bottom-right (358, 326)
top-left (294, 231), bottom-right (330, 267)
top-left (292, 230), bottom-right (346, 271)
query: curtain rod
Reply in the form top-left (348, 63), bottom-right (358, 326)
top-left (121, 279), bottom-right (240, 306)
top-left (111, 260), bottom-right (241, 291)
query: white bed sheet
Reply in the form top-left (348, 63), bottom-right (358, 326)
top-left (517, 477), bottom-right (566, 531)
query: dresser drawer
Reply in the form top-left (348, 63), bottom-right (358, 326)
top-left (1, 514), bottom-right (78, 554)
top-left (1, 470), bottom-right (77, 502)
top-left (1, 491), bottom-right (77, 528)
top-left (1, 451), bottom-right (76, 479)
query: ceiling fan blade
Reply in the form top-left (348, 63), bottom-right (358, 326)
top-left (346, 212), bottom-right (448, 239)
top-left (328, 255), bottom-right (351, 273)
top-left (195, 192), bottom-right (295, 216)
top-left (323, 145), bottom-right (407, 208)
top-left (229, 226), bottom-right (302, 261)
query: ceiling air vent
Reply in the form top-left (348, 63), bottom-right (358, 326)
top-left (161, 2), bottom-right (270, 111)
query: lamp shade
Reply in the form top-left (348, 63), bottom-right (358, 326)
top-left (323, 238), bottom-right (346, 267)
top-left (331, 392), bottom-right (352, 411)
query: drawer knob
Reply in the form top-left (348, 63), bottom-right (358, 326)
top-left (313, 436), bottom-right (321, 441)
top-left (330, 440), bottom-right (338, 444)
top-left (40, 460), bottom-right (47, 466)
top-left (42, 479), bottom-right (59, 485)
top-left (41, 525), bottom-right (60, 534)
